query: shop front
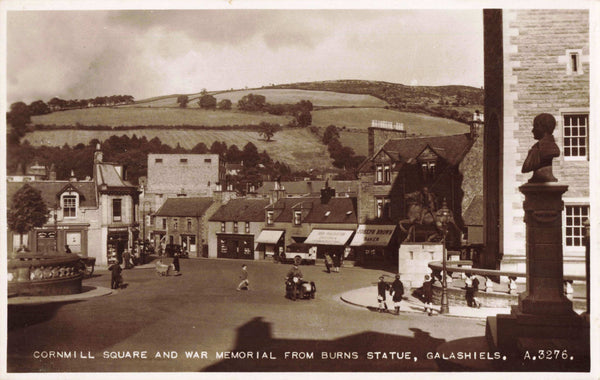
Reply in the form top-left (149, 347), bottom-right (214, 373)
top-left (108, 227), bottom-right (130, 264)
top-left (216, 233), bottom-right (255, 259)
top-left (32, 224), bottom-right (89, 256)
top-left (303, 229), bottom-right (355, 259)
top-left (349, 224), bottom-right (398, 266)
top-left (255, 230), bottom-right (285, 260)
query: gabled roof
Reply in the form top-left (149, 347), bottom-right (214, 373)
top-left (95, 163), bottom-right (136, 190)
top-left (268, 197), bottom-right (357, 224)
top-left (154, 197), bottom-right (214, 217)
top-left (6, 181), bottom-right (98, 209)
top-left (463, 195), bottom-right (484, 226)
top-left (209, 198), bottom-right (271, 222)
top-left (256, 180), bottom-right (358, 196)
top-left (359, 133), bottom-right (473, 173)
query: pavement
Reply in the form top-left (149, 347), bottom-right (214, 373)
top-left (340, 286), bottom-right (512, 320)
top-left (7, 285), bottom-right (113, 305)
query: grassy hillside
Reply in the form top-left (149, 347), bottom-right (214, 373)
top-left (31, 107), bottom-right (291, 127)
top-left (124, 88), bottom-right (388, 109)
top-left (23, 128), bottom-right (332, 171)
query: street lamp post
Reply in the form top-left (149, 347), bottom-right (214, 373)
top-left (436, 199), bottom-right (452, 315)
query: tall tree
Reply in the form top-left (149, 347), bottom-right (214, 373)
top-left (198, 94), bottom-right (217, 109)
top-left (8, 184), bottom-right (49, 249)
top-left (177, 95), bottom-right (189, 108)
top-left (217, 99), bottom-right (232, 110)
top-left (323, 125), bottom-right (340, 144)
top-left (258, 122), bottom-right (280, 142)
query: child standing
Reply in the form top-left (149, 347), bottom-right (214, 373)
top-left (377, 275), bottom-right (389, 312)
top-left (237, 264), bottom-right (249, 291)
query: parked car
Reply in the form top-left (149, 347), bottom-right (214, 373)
top-left (282, 243), bottom-right (317, 265)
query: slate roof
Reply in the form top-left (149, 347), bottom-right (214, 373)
top-left (6, 181), bottom-right (98, 209)
top-left (463, 195), bottom-right (484, 226)
top-left (359, 133), bottom-right (473, 173)
top-left (95, 163), bottom-right (136, 189)
top-left (154, 197), bottom-right (214, 217)
top-left (256, 180), bottom-right (358, 196)
top-left (268, 197), bottom-right (357, 224)
top-left (209, 198), bottom-right (271, 222)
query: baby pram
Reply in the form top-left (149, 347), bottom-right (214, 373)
top-left (155, 260), bottom-right (174, 276)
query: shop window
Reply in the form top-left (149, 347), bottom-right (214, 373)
top-left (565, 205), bottom-right (589, 248)
top-left (112, 198), bottom-right (122, 222)
top-left (221, 222), bottom-right (226, 233)
top-left (267, 211), bottom-right (274, 225)
top-left (245, 222), bottom-right (250, 234)
top-left (62, 195), bottom-right (77, 218)
top-left (294, 211), bottom-right (302, 225)
top-left (234, 221), bottom-right (239, 233)
top-left (12, 233), bottom-right (29, 251)
top-left (563, 113), bottom-right (588, 160)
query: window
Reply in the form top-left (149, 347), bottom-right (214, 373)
top-left (267, 211), bottom-right (274, 225)
top-left (204, 158), bottom-right (212, 163)
top-left (384, 165), bottom-right (391, 184)
top-left (563, 114), bottom-right (588, 159)
top-left (62, 195), bottom-right (77, 218)
top-left (565, 49), bottom-right (583, 75)
top-left (221, 222), bottom-right (226, 233)
top-left (376, 197), bottom-right (391, 219)
top-left (233, 221), bottom-right (239, 233)
top-left (421, 161), bottom-right (436, 180)
top-left (187, 219), bottom-right (192, 231)
top-left (245, 222), bottom-right (250, 234)
top-left (376, 165), bottom-right (383, 183)
top-left (162, 218), bottom-right (167, 230)
top-left (155, 158), bottom-right (163, 163)
top-left (294, 211), bottom-right (302, 225)
top-left (180, 158), bottom-right (188, 163)
top-left (112, 199), bottom-right (122, 222)
top-left (173, 218), bottom-right (178, 230)
top-left (565, 205), bottom-right (589, 247)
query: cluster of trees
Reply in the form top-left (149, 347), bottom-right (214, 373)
top-left (321, 125), bottom-right (365, 171)
top-left (238, 93), bottom-right (313, 128)
top-left (45, 95), bottom-right (135, 111)
top-left (7, 135), bottom-right (295, 194)
top-left (176, 93), bottom-right (232, 111)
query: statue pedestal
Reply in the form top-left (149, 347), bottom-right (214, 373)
top-left (486, 183), bottom-right (589, 368)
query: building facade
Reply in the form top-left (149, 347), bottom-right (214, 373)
top-left (484, 9), bottom-right (590, 275)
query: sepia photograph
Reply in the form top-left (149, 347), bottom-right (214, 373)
top-left (1, 1), bottom-right (597, 378)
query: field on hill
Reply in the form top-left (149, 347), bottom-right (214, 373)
top-left (124, 89), bottom-right (388, 109)
top-left (311, 107), bottom-right (468, 132)
top-left (30, 107), bottom-right (291, 127)
top-left (23, 128), bottom-right (332, 170)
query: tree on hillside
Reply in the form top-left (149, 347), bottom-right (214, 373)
top-left (198, 94), bottom-right (217, 109)
top-left (217, 99), bottom-right (232, 110)
top-left (29, 100), bottom-right (50, 115)
top-left (8, 184), bottom-right (49, 250)
top-left (7, 102), bottom-right (31, 141)
top-left (296, 110), bottom-right (312, 127)
top-left (177, 95), bottom-right (189, 108)
top-left (323, 125), bottom-right (340, 144)
top-left (258, 122), bottom-right (280, 142)
top-left (237, 93), bottom-right (266, 112)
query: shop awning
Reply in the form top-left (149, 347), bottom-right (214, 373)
top-left (255, 230), bottom-right (285, 244)
top-left (350, 224), bottom-right (396, 247)
top-left (303, 229), bottom-right (354, 246)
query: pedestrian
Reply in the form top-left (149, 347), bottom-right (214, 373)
top-left (237, 264), bottom-right (249, 291)
top-left (465, 273), bottom-right (481, 308)
top-left (377, 275), bottom-right (389, 312)
top-left (422, 274), bottom-right (434, 316)
top-left (389, 274), bottom-right (404, 315)
top-left (123, 249), bottom-right (132, 269)
top-left (172, 252), bottom-right (180, 273)
top-left (109, 259), bottom-right (122, 289)
top-left (332, 252), bottom-right (341, 273)
top-left (324, 253), bottom-right (333, 273)
top-left (64, 244), bottom-right (72, 254)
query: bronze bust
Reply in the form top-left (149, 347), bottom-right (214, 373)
top-left (522, 113), bottom-right (561, 183)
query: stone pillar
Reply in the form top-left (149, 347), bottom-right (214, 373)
top-left (517, 182), bottom-right (572, 315)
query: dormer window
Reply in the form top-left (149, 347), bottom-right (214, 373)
top-left (62, 195), bottom-right (77, 218)
top-left (376, 165), bottom-right (383, 183)
top-left (421, 161), bottom-right (436, 180)
top-left (375, 164), bottom-right (391, 184)
top-left (293, 211), bottom-right (302, 225)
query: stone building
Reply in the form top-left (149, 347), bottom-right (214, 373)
top-left (483, 9), bottom-right (589, 275)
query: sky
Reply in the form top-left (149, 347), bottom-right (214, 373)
top-left (6, 9), bottom-right (484, 104)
